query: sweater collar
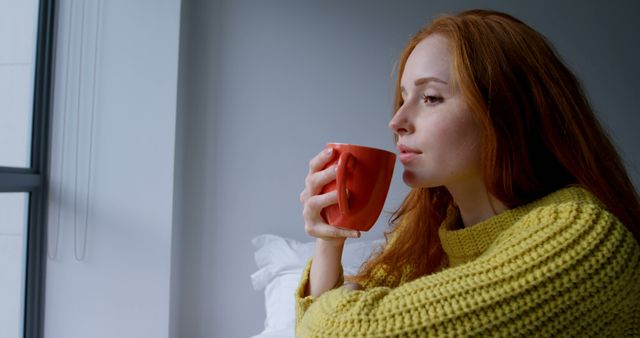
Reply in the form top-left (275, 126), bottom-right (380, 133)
top-left (438, 186), bottom-right (595, 267)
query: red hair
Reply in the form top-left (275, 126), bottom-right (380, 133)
top-left (350, 9), bottom-right (640, 284)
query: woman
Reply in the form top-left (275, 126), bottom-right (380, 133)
top-left (297, 9), bottom-right (640, 337)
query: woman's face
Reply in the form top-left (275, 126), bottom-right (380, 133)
top-left (389, 34), bottom-right (483, 190)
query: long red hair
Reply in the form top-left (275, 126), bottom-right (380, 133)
top-left (350, 9), bottom-right (640, 284)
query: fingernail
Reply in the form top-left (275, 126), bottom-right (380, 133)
top-left (326, 148), bottom-right (333, 155)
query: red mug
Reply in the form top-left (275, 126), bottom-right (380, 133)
top-left (320, 143), bottom-right (396, 231)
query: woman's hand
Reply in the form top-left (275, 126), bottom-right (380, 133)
top-left (300, 147), bottom-right (361, 242)
top-left (300, 147), bottom-right (360, 297)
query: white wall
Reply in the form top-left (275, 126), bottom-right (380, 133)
top-left (45, 1), bottom-right (181, 337)
top-left (173, 1), bottom-right (640, 337)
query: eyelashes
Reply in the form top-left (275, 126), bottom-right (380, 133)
top-left (421, 94), bottom-right (444, 105)
top-left (398, 95), bottom-right (444, 107)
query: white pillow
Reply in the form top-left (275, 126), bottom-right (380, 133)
top-left (250, 234), bottom-right (384, 336)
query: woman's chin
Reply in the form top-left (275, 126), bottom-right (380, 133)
top-left (402, 170), bottom-right (438, 189)
top-left (402, 170), bottom-right (423, 188)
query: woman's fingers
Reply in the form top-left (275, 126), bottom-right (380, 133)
top-left (302, 191), bottom-right (359, 239)
top-left (300, 146), bottom-right (359, 241)
top-left (306, 223), bottom-right (360, 239)
top-left (308, 147), bottom-right (335, 173)
top-left (302, 190), bottom-right (338, 221)
top-left (300, 149), bottom-right (337, 203)
top-left (302, 165), bottom-right (337, 200)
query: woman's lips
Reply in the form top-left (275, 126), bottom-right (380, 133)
top-left (399, 153), bottom-right (419, 163)
top-left (397, 144), bottom-right (422, 164)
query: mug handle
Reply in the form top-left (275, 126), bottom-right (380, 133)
top-left (336, 151), bottom-right (352, 215)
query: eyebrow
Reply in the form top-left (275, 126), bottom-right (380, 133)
top-left (401, 76), bottom-right (448, 93)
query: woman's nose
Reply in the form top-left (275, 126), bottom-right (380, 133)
top-left (389, 106), bottom-right (412, 136)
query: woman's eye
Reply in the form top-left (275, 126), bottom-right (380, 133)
top-left (422, 95), bottom-right (443, 105)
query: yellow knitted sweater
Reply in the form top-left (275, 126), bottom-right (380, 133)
top-left (295, 187), bottom-right (640, 337)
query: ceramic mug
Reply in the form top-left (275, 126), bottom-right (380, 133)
top-left (320, 143), bottom-right (396, 231)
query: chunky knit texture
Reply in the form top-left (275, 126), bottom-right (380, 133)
top-left (295, 187), bottom-right (640, 337)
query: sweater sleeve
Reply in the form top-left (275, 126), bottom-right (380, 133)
top-left (294, 202), bottom-right (640, 337)
top-left (295, 258), bottom-right (344, 330)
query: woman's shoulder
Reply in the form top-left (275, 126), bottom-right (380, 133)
top-left (488, 185), bottom-right (638, 262)
top-left (512, 185), bottom-right (620, 232)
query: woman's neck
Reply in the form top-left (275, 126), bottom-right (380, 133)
top-left (446, 179), bottom-right (508, 228)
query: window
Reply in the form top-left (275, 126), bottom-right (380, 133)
top-left (0, 0), bottom-right (55, 337)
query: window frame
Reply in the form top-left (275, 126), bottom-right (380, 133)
top-left (0, 0), bottom-right (56, 337)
